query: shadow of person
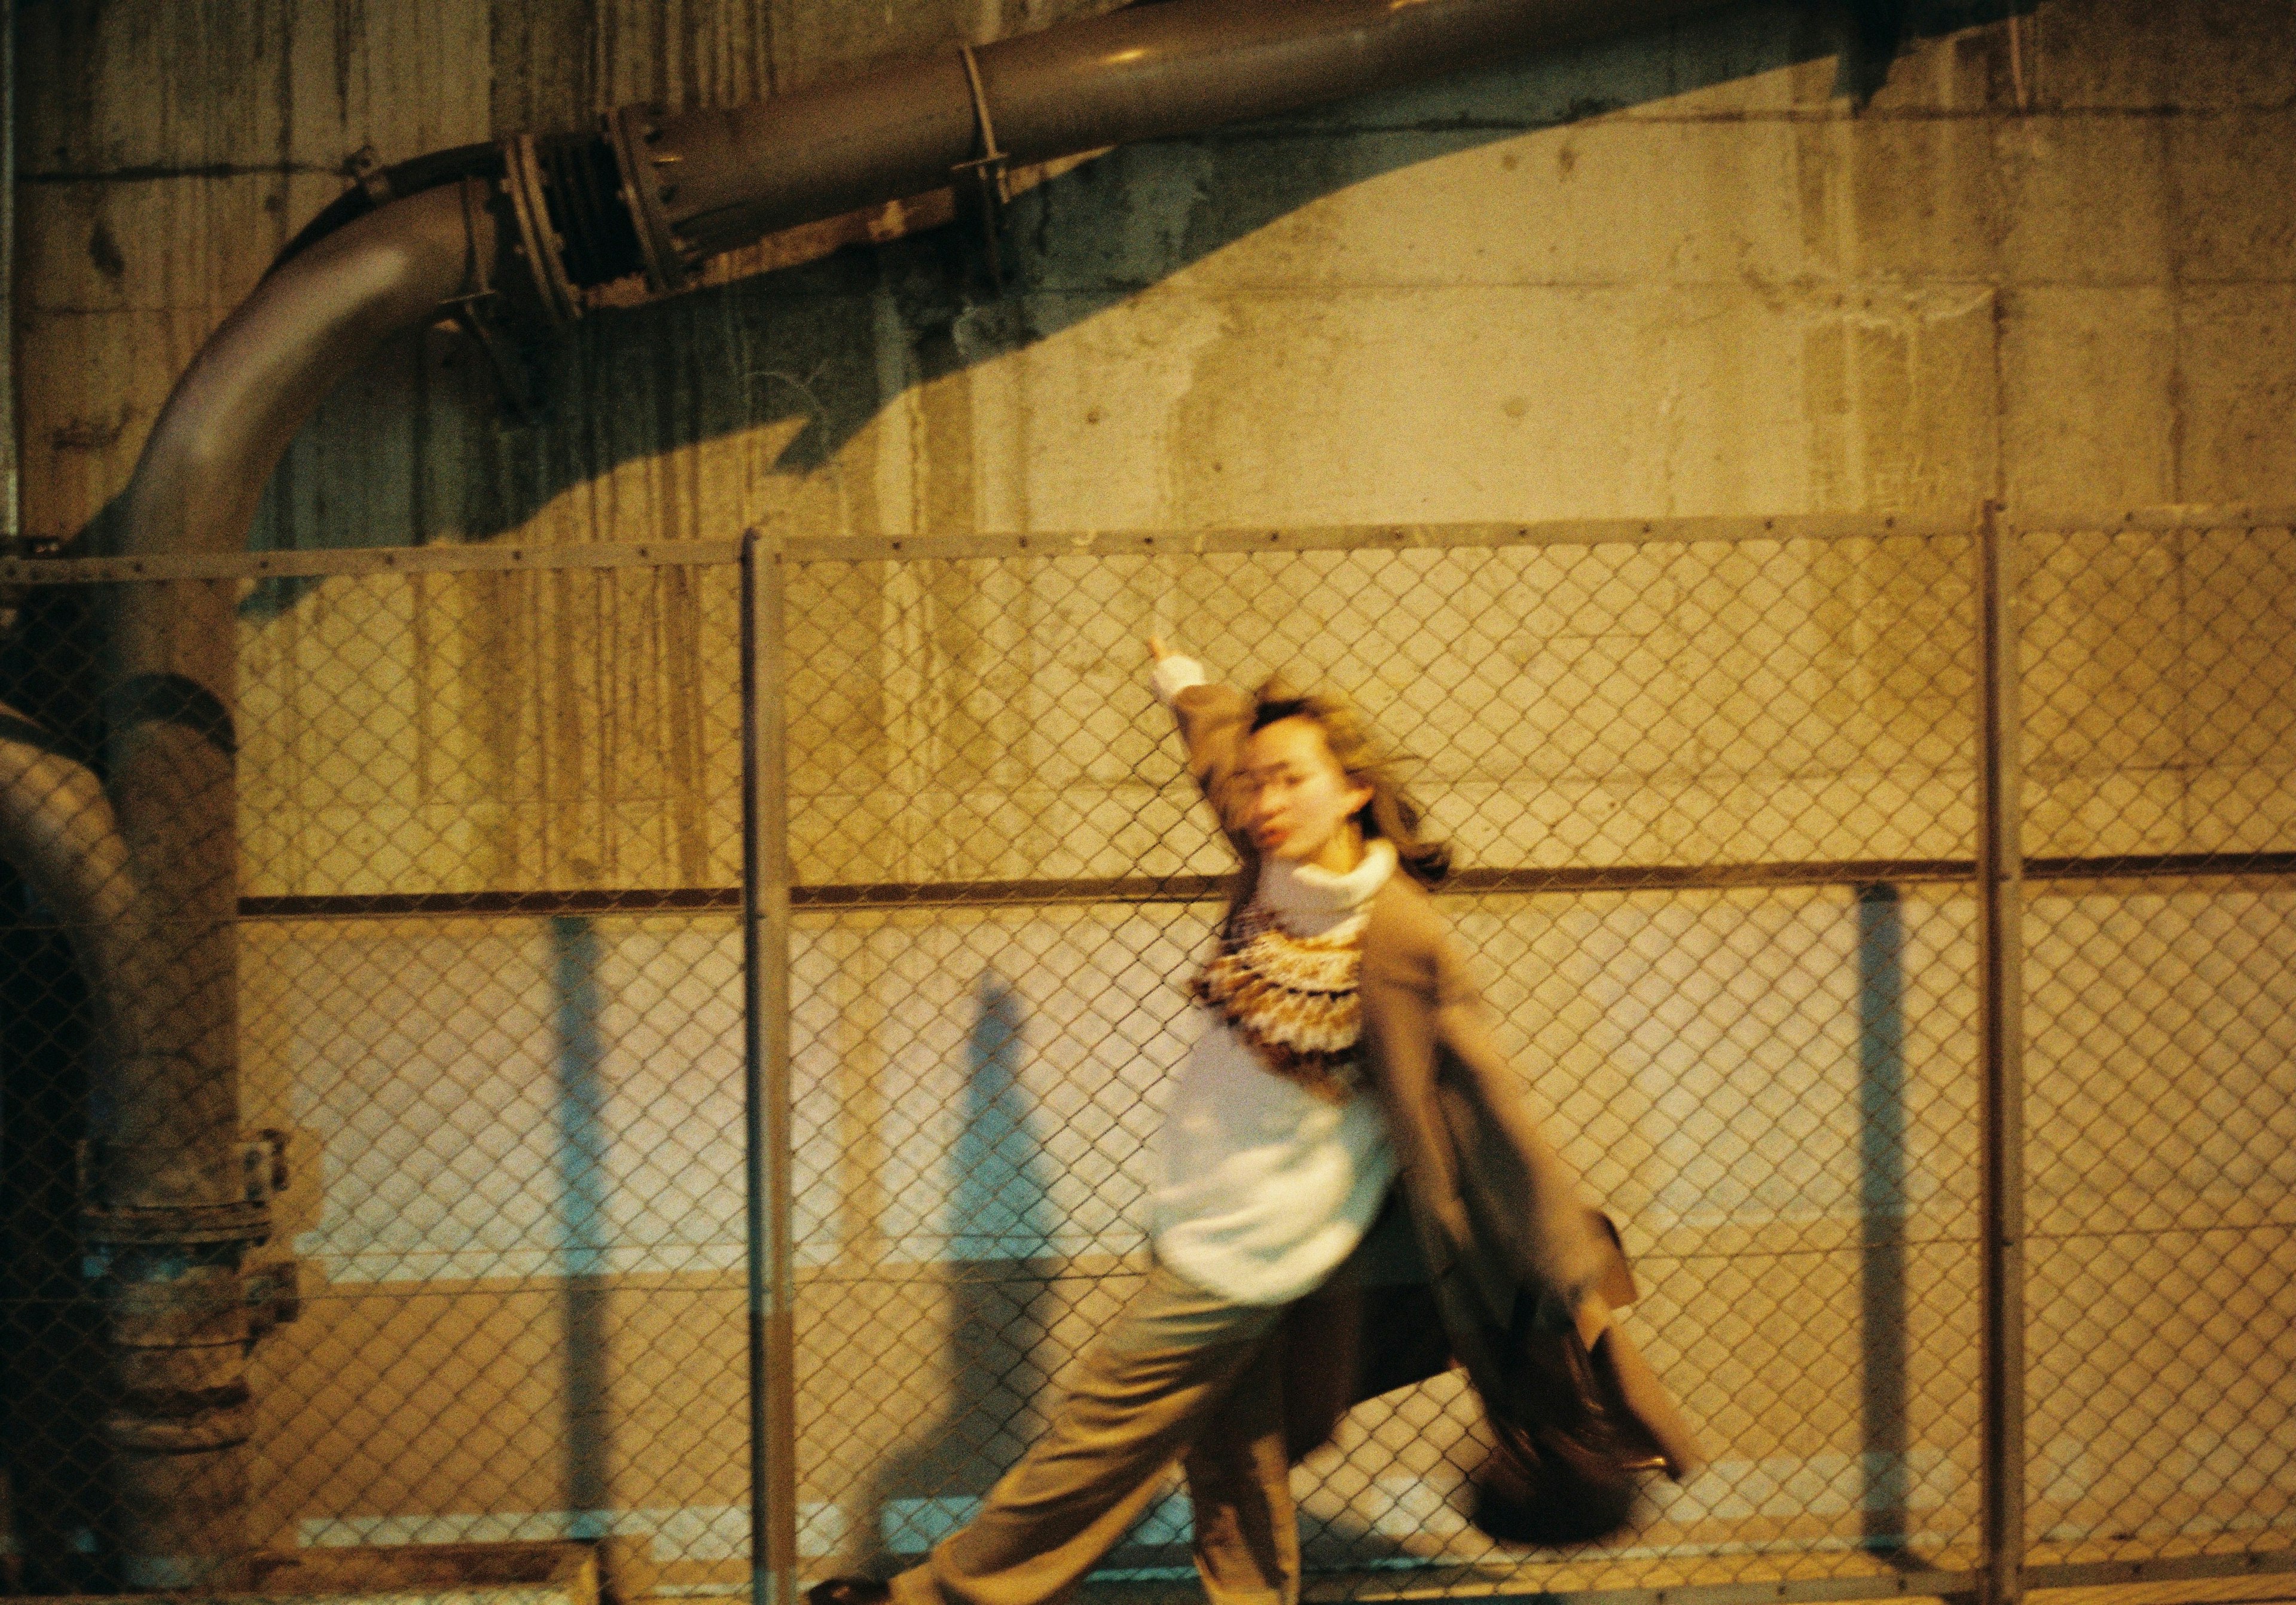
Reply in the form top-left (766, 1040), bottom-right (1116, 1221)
top-left (853, 972), bottom-right (1064, 1572)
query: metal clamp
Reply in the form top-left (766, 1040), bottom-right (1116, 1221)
top-left (75, 1130), bottom-right (288, 1246)
top-left (344, 144), bottom-right (394, 207)
top-left (499, 133), bottom-right (582, 328)
top-left (606, 105), bottom-right (692, 295)
top-left (80, 1200), bottom-right (273, 1248)
top-left (245, 1258), bottom-right (304, 1338)
top-left (952, 44), bottom-right (1012, 291)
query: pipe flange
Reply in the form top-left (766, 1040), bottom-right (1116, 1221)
top-left (605, 105), bottom-right (691, 295)
top-left (500, 133), bottom-right (582, 326)
top-left (83, 1200), bottom-right (273, 1246)
top-left (103, 1383), bottom-right (256, 1454)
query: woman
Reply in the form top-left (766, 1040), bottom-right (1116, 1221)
top-left (812, 643), bottom-right (1696, 1605)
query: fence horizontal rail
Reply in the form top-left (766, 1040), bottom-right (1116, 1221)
top-left (6, 502), bottom-right (2294, 587)
top-left (226, 849), bottom-right (2296, 920)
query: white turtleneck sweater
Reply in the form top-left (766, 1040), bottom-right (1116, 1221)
top-left (1147, 656), bottom-right (1400, 1307)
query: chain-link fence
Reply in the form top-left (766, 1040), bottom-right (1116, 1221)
top-left (0, 510), bottom-right (2287, 1605)
top-left (780, 522), bottom-right (1987, 1605)
top-left (0, 551), bottom-right (753, 1595)
top-left (2016, 515), bottom-right (2296, 1586)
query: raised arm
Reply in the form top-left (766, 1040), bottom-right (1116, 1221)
top-left (1147, 637), bottom-right (1257, 857)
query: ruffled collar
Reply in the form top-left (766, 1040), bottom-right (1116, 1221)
top-left (1257, 838), bottom-right (1396, 929)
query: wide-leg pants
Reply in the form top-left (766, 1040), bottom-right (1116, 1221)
top-left (888, 1258), bottom-right (1296, 1605)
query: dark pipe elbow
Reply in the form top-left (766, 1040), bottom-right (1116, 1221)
top-left (119, 181), bottom-right (499, 570)
top-left (266, 142), bottom-right (502, 277)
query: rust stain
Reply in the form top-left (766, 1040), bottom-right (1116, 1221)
top-left (51, 406), bottom-right (135, 453)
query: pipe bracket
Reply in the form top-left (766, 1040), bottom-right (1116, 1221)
top-left (444, 178), bottom-right (538, 417)
top-left (344, 144), bottom-right (393, 207)
top-left (78, 1130), bottom-right (287, 1236)
top-left (245, 1257), bottom-right (304, 1337)
top-left (953, 43), bottom-right (1012, 291)
top-left (82, 1200), bottom-right (273, 1246)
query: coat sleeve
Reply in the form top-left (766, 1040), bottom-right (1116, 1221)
top-left (1362, 888), bottom-right (1615, 1316)
top-left (1357, 914), bottom-right (1479, 1283)
top-left (1427, 930), bottom-right (1620, 1311)
top-left (1164, 678), bottom-right (1259, 860)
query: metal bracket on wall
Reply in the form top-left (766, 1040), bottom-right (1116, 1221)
top-left (243, 1258), bottom-right (303, 1338)
top-left (343, 144), bottom-right (394, 207)
top-left (952, 42), bottom-right (1013, 292)
top-left (444, 175), bottom-right (539, 418)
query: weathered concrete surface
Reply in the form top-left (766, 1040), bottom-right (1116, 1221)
top-left (18, 2), bottom-right (2296, 558)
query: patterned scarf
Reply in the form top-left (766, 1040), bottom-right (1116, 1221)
top-left (1192, 902), bottom-right (1366, 1103)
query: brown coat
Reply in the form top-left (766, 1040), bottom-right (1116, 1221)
top-left (1165, 678), bottom-right (1701, 1473)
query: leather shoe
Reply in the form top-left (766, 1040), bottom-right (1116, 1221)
top-left (805, 1579), bottom-right (889, 1605)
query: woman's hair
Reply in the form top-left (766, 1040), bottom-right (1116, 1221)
top-left (1248, 674), bottom-right (1452, 886)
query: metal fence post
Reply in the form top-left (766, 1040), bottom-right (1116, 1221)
top-left (1975, 501), bottom-right (2028, 1605)
top-left (743, 527), bottom-right (799, 1605)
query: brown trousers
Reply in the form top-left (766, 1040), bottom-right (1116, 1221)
top-left (888, 1260), bottom-right (1296, 1605)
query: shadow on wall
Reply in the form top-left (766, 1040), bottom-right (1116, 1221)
top-left (214, 0), bottom-right (2031, 589)
top-left (858, 973), bottom-right (1061, 1570)
top-left (551, 916), bottom-right (615, 1534)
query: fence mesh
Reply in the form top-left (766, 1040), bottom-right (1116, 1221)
top-left (0, 560), bottom-right (753, 1595)
top-left (0, 515), bottom-right (2286, 1602)
top-left (2017, 520), bottom-right (2296, 1573)
top-left (783, 532), bottom-right (1986, 1596)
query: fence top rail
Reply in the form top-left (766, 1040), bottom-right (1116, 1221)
top-left (0, 538), bottom-right (746, 585)
top-left (2011, 502), bottom-right (2296, 534)
top-left (1, 515), bottom-right (1959, 585)
top-left (778, 512), bottom-right (1982, 562)
top-left (9, 503), bottom-right (2289, 585)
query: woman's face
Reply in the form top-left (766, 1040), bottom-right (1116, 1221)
top-left (1239, 716), bottom-right (1375, 870)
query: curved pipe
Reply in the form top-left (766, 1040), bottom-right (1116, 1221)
top-left (117, 181), bottom-right (498, 570)
top-left (105, 178), bottom-right (500, 1169)
top-left (267, 142), bottom-right (500, 278)
top-left (102, 177), bottom-right (500, 1199)
top-left (76, 179), bottom-right (502, 1588)
top-left (0, 702), bottom-right (145, 1081)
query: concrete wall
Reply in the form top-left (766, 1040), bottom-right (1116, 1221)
top-left (20, 1), bottom-right (2296, 560)
top-left (13, 0), bottom-right (2296, 1586)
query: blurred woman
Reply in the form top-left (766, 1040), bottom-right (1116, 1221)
top-left (810, 641), bottom-right (1697, 1605)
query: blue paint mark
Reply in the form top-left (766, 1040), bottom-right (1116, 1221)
top-left (550, 915), bottom-right (612, 1517)
top-left (1854, 884), bottom-right (1910, 1548)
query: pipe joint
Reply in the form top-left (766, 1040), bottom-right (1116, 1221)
top-left (79, 1129), bottom-right (283, 1237)
top-left (498, 124), bottom-right (665, 326)
top-left (604, 105), bottom-right (692, 295)
top-left (103, 1389), bottom-right (256, 1455)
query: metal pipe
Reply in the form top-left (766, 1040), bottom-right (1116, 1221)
top-left (612, 0), bottom-right (1741, 282)
top-left (740, 530), bottom-right (796, 1605)
top-left (3, 0), bottom-right (17, 554)
top-left (68, 0), bottom-right (1764, 1579)
top-left (0, 706), bottom-right (261, 1588)
top-left (1974, 502), bottom-right (2028, 1605)
top-left (81, 178), bottom-right (502, 1589)
top-left (0, 705), bottom-right (144, 1088)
